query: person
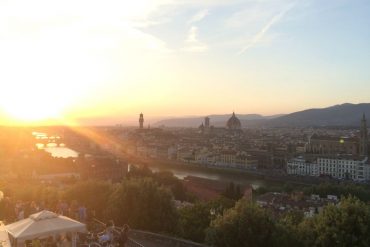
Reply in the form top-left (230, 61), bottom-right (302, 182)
top-left (98, 230), bottom-right (111, 245)
top-left (106, 220), bottom-right (115, 241)
top-left (59, 235), bottom-right (71, 247)
top-left (78, 205), bottom-right (87, 222)
top-left (118, 225), bottom-right (129, 247)
top-left (18, 208), bottom-right (25, 220)
top-left (45, 236), bottom-right (57, 247)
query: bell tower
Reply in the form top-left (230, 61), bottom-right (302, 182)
top-left (359, 113), bottom-right (368, 156)
top-left (139, 113), bottom-right (144, 129)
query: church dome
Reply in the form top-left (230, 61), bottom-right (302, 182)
top-left (226, 112), bottom-right (241, 130)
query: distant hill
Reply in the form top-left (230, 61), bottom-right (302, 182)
top-left (266, 103), bottom-right (370, 127)
top-left (153, 114), bottom-right (283, 128)
top-left (153, 103), bottom-right (370, 128)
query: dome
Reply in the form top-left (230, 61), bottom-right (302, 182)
top-left (226, 112), bottom-right (241, 130)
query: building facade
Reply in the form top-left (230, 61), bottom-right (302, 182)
top-left (287, 156), bottom-right (318, 176)
top-left (287, 156), bottom-right (370, 181)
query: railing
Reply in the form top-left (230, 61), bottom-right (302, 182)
top-left (126, 238), bottom-right (145, 247)
top-left (91, 219), bottom-right (208, 247)
top-left (91, 219), bottom-right (144, 247)
top-left (129, 230), bottom-right (209, 247)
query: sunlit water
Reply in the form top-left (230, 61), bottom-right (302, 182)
top-left (34, 132), bottom-right (79, 158)
top-left (44, 147), bottom-right (79, 158)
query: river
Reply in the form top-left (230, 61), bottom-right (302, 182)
top-left (149, 165), bottom-right (273, 189)
top-left (33, 132), bottom-right (79, 158)
top-left (32, 132), bottom-right (272, 188)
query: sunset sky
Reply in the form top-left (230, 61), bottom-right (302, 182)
top-left (0, 0), bottom-right (369, 125)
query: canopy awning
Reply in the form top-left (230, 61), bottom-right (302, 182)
top-left (0, 222), bottom-right (11, 247)
top-left (5, 210), bottom-right (86, 242)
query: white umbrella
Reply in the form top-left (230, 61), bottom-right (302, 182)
top-left (6, 210), bottom-right (86, 246)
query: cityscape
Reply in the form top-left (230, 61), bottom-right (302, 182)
top-left (1, 1), bottom-right (370, 247)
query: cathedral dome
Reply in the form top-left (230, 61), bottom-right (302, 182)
top-left (226, 112), bottom-right (241, 130)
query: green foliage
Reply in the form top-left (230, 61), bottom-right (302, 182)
top-left (205, 196), bottom-right (370, 247)
top-left (205, 199), bottom-right (277, 247)
top-left (153, 171), bottom-right (194, 202)
top-left (0, 182), bottom-right (61, 205)
top-left (275, 210), bottom-right (305, 246)
top-left (64, 180), bottom-right (113, 219)
top-left (178, 203), bottom-right (211, 242)
top-left (106, 178), bottom-right (178, 233)
top-left (302, 183), bottom-right (370, 202)
top-left (177, 196), bottom-right (235, 243)
top-left (298, 196), bottom-right (370, 247)
top-left (222, 182), bottom-right (243, 201)
top-left (128, 166), bottom-right (194, 202)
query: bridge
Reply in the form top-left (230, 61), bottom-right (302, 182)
top-left (36, 138), bottom-right (65, 146)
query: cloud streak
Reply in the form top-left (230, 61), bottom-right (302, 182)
top-left (188, 9), bottom-right (209, 24)
top-left (183, 26), bottom-right (208, 52)
top-left (238, 2), bottom-right (296, 55)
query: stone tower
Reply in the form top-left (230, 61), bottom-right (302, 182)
top-left (359, 113), bottom-right (368, 156)
top-left (139, 113), bottom-right (144, 129)
top-left (205, 117), bottom-right (210, 128)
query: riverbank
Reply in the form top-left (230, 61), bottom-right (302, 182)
top-left (133, 158), bottom-right (326, 187)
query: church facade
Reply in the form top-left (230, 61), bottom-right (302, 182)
top-left (305, 114), bottom-right (369, 157)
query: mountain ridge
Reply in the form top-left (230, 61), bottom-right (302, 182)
top-left (153, 103), bottom-right (370, 128)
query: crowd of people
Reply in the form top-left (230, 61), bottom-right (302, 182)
top-left (94, 221), bottom-right (130, 247)
top-left (26, 235), bottom-right (72, 247)
top-left (0, 197), bottom-right (89, 224)
top-left (21, 223), bottom-right (130, 247)
top-left (1, 197), bottom-right (130, 247)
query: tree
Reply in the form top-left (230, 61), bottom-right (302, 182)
top-left (178, 203), bottom-right (210, 242)
top-left (106, 178), bottom-right (178, 233)
top-left (299, 196), bottom-right (370, 247)
top-left (64, 180), bottom-right (113, 219)
top-left (205, 199), bottom-right (278, 247)
top-left (222, 182), bottom-right (243, 201)
top-left (274, 210), bottom-right (305, 246)
top-left (178, 196), bottom-right (235, 243)
top-left (153, 171), bottom-right (192, 202)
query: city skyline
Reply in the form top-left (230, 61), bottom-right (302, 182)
top-left (0, 0), bottom-right (369, 125)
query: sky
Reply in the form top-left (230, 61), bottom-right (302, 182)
top-left (0, 0), bottom-right (369, 125)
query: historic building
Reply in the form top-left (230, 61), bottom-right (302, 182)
top-left (305, 134), bottom-right (358, 155)
top-left (226, 112), bottom-right (242, 130)
top-left (288, 115), bottom-right (370, 181)
top-left (139, 113), bottom-right (144, 129)
top-left (287, 156), bottom-right (370, 181)
top-left (305, 115), bottom-right (369, 157)
top-left (360, 114), bottom-right (368, 156)
top-left (205, 117), bottom-right (210, 128)
top-left (287, 156), bottom-right (319, 177)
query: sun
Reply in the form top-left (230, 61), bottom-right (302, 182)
top-left (2, 100), bottom-right (62, 122)
top-left (0, 83), bottom-right (66, 123)
top-left (0, 70), bottom-right (81, 123)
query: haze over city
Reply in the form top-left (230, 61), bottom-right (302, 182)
top-left (2, 1), bottom-right (370, 247)
top-left (1, 0), bottom-right (370, 125)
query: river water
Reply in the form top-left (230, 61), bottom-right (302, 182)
top-left (149, 165), bottom-right (270, 189)
top-left (44, 146), bottom-right (79, 158)
top-left (33, 132), bottom-right (79, 158)
top-left (32, 132), bottom-right (269, 188)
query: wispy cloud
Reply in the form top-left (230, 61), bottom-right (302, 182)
top-left (188, 9), bottom-right (209, 25)
top-left (238, 2), bottom-right (296, 55)
top-left (182, 26), bottom-right (208, 52)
